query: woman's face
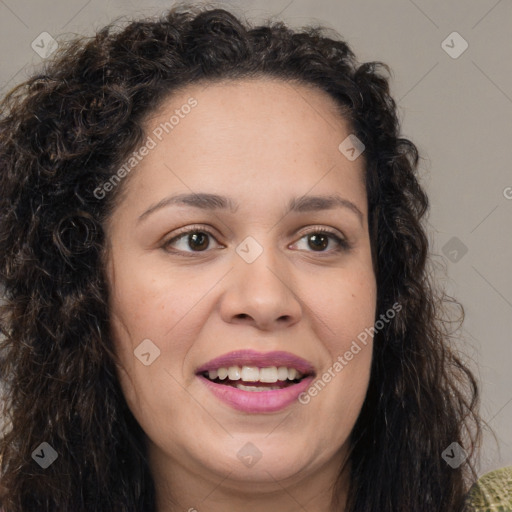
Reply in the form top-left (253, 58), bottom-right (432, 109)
top-left (106, 78), bottom-right (377, 495)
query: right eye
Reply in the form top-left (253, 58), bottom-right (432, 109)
top-left (162, 226), bottom-right (223, 255)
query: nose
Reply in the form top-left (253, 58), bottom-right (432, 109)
top-left (219, 242), bottom-right (303, 331)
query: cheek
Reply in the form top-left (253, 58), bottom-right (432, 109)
top-left (312, 265), bottom-right (377, 345)
top-left (302, 266), bottom-right (376, 421)
top-left (107, 255), bottom-right (217, 409)
top-left (108, 251), bottom-right (199, 344)
top-left (108, 280), bottom-right (193, 433)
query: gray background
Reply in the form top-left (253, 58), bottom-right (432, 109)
top-left (1, 0), bottom-right (511, 477)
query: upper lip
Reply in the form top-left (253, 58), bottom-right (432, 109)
top-left (195, 349), bottom-right (316, 375)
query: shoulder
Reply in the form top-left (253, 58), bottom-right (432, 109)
top-left (466, 466), bottom-right (512, 511)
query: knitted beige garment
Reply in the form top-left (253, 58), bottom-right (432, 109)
top-left (466, 466), bottom-right (512, 511)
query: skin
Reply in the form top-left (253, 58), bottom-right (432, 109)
top-left (105, 78), bottom-right (377, 512)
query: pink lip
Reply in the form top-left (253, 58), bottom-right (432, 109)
top-left (195, 349), bottom-right (316, 414)
top-left (197, 374), bottom-right (315, 413)
top-left (195, 349), bottom-right (315, 375)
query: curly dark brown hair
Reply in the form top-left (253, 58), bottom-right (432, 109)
top-left (0, 3), bottom-right (481, 511)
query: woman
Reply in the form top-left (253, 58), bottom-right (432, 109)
top-left (0, 4), bottom-right (482, 511)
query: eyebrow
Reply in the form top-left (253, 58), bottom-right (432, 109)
top-left (138, 192), bottom-right (364, 225)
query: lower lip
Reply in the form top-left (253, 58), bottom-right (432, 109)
top-left (197, 375), bottom-right (315, 413)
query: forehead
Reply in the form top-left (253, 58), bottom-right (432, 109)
top-left (115, 78), bottom-right (367, 217)
top-left (145, 77), bottom-right (353, 146)
top-left (150, 77), bottom-right (360, 160)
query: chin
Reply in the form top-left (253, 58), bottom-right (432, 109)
top-left (195, 436), bottom-right (320, 484)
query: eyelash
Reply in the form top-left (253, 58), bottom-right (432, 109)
top-left (162, 224), bottom-right (351, 256)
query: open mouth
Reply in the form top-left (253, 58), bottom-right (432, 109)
top-left (196, 357), bottom-right (317, 412)
top-left (199, 366), bottom-right (312, 392)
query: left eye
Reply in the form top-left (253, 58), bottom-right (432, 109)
top-left (163, 227), bottom-right (350, 255)
top-left (294, 229), bottom-right (350, 253)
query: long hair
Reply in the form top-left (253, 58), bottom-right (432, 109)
top-left (0, 4), bottom-right (481, 511)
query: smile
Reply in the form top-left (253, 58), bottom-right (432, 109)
top-left (197, 373), bottom-right (315, 412)
top-left (203, 365), bottom-right (305, 385)
top-left (196, 350), bottom-right (316, 413)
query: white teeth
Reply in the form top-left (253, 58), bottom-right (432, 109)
top-left (205, 365), bottom-right (305, 383)
top-left (240, 366), bottom-right (260, 382)
top-left (259, 366), bottom-right (278, 383)
top-left (236, 383), bottom-right (281, 392)
top-left (277, 366), bottom-right (289, 381)
top-left (228, 366), bottom-right (241, 380)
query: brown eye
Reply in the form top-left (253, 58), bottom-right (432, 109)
top-left (186, 232), bottom-right (210, 251)
top-left (163, 228), bottom-right (218, 253)
top-left (294, 228), bottom-right (350, 254)
top-left (163, 226), bottom-right (350, 256)
top-left (307, 233), bottom-right (329, 251)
